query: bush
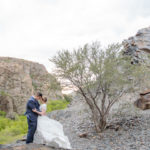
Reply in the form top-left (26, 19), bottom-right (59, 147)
top-left (0, 115), bottom-right (27, 144)
top-left (63, 94), bottom-right (72, 102)
top-left (0, 117), bottom-right (11, 131)
top-left (0, 110), bottom-right (6, 117)
top-left (47, 99), bottom-right (69, 112)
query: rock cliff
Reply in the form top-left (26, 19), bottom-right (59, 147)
top-left (0, 57), bottom-right (62, 118)
top-left (123, 26), bottom-right (150, 64)
top-left (123, 26), bottom-right (150, 110)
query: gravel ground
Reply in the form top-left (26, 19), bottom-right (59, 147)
top-left (2, 94), bottom-right (150, 150)
top-left (48, 96), bottom-right (150, 150)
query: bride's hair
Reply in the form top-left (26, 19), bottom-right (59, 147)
top-left (42, 97), bottom-right (47, 103)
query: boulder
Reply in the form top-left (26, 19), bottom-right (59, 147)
top-left (123, 26), bottom-right (150, 64)
top-left (0, 57), bottom-right (62, 117)
top-left (134, 90), bottom-right (150, 110)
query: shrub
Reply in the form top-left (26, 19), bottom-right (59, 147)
top-left (63, 94), bottom-right (72, 102)
top-left (0, 115), bottom-right (27, 144)
top-left (47, 99), bottom-right (69, 112)
top-left (0, 110), bottom-right (6, 117)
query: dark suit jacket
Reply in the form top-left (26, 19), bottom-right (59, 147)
top-left (24, 96), bottom-right (40, 121)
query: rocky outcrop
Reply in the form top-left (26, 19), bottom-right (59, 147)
top-left (134, 90), bottom-right (150, 110)
top-left (123, 26), bottom-right (150, 110)
top-left (123, 26), bottom-right (150, 64)
top-left (0, 57), bottom-right (62, 117)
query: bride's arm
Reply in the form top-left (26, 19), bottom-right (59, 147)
top-left (32, 109), bottom-right (46, 115)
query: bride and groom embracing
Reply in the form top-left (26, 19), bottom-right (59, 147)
top-left (24, 92), bottom-right (71, 149)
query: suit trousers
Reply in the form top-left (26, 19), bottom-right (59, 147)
top-left (26, 117), bottom-right (37, 144)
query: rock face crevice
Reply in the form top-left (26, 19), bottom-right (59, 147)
top-left (0, 57), bottom-right (62, 117)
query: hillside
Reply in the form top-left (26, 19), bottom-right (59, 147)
top-left (0, 57), bottom-right (62, 118)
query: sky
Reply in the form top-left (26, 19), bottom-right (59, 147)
top-left (0, 0), bottom-right (150, 72)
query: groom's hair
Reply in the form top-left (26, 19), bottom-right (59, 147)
top-left (36, 92), bottom-right (43, 98)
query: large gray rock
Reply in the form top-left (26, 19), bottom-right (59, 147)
top-left (0, 57), bottom-right (62, 117)
top-left (123, 26), bottom-right (150, 64)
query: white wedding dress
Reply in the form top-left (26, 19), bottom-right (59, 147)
top-left (34, 104), bottom-right (71, 149)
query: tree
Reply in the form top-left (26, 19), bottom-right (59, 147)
top-left (50, 42), bottom-right (150, 132)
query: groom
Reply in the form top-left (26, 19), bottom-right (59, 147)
top-left (25, 92), bottom-right (42, 144)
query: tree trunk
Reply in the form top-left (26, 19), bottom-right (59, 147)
top-left (83, 96), bottom-right (107, 132)
top-left (92, 108), bottom-right (101, 132)
top-left (92, 108), bottom-right (107, 132)
top-left (100, 117), bottom-right (106, 131)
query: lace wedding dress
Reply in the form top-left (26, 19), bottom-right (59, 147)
top-left (34, 104), bottom-right (71, 149)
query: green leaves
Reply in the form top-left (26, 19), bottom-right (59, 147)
top-left (50, 41), bottom-right (150, 97)
top-left (47, 99), bottom-right (69, 112)
top-left (0, 110), bottom-right (6, 117)
top-left (0, 115), bottom-right (27, 144)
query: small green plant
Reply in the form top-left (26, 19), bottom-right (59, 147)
top-left (32, 81), bottom-right (38, 90)
top-left (0, 91), bottom-right (8, 96)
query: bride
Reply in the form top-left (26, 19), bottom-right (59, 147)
top-left (32, 97), bottom-right (71, 149)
